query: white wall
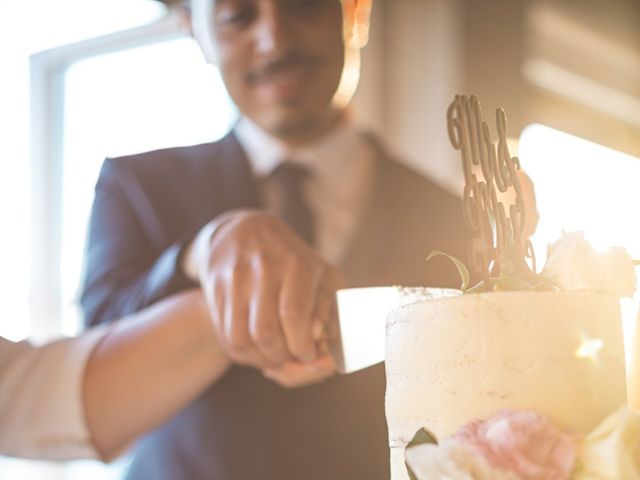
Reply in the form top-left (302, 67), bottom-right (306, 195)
top-left (353, 0), bottom-right (466, 195)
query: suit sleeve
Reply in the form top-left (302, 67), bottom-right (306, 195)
top-left (80, 158), bottom-right (197, 328)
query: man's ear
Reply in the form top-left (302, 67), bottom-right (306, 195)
top-left (343, 0), bottom-right (372, 49)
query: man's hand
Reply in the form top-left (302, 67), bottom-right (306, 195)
top-left (195, 210), bottom-right (342, 370)
top-left (262, 355), bottom-right (336, 389)
top-left (516, 169), bottom-right (539, 239)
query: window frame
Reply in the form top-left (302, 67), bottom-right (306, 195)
top-left (15, 12), bottom-right (187, 478)
top-left (28, 13), bottom-right (185, 342)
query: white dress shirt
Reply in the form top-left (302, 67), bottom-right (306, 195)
top-left (235, 115), bottom-right (376, 265)
top-left (0, 329), bottom-right (107, 460)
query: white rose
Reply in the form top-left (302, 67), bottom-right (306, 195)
top-left (542, 232), bottom-right (636, 297)
top-left (405, 441), bottom-right (517, 480)
top-left (574, 406), bottom-right (640, 480)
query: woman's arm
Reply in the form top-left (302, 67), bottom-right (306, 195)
top-left (0, 289), bottom-right (333, 461)
top-left (83, 289), bottom-right (230, 460)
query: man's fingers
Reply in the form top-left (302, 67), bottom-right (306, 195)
top-left (202, 277), bottom-right (226, 346)
top-left (223, 288), bottom-right (250, 364)
top-left (313, 264), bottom-right (342, 339)
top-left (310, 291), bottom-right (332, 339)
top-left (279, 258), bottom-right (323, 363)
top-left (262, 355), bottom-right (336, 389)
top-left (224, 267), bottom-right (272, 368)
top-left (249, 261), bottom-right (293, 366)
top-left (196, 212), bottom-right (345, 371)
top-left (516, 170), bottom-right (539, 238)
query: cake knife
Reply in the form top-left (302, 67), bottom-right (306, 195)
top-left (328, 286), bottom-right (460, 374)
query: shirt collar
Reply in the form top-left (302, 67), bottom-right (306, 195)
top-left (234, 114), bottom-right (368, 181)
top-left (234, 114), bottom-right (377, 265)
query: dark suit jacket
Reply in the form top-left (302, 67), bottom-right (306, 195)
top-left (81, 131), bottom-right (468, 480)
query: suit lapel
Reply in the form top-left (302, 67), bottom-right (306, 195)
top-left (214, 132), bottom-right (263, 211)
top-left (340, 139), bottom-right (398, 287)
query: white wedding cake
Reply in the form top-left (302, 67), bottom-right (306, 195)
top-left (383, 95), bottom-right (638, 479)
top-left (385, 290), bottom-right (627, 480)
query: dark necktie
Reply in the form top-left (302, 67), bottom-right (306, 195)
top-left (268, 162), bottom-right (315, 245)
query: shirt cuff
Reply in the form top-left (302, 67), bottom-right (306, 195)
top-left (0, 326), bottom-right (110, 461)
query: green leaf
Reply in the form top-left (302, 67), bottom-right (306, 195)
top-left (405, 427), bottom-right (438, 480)
top-left (464, 279), bottom-right (495, 294)
top-left (426, 250), bottom-right (470, 291)
top-left (407, 427), bottom-right (438, 448)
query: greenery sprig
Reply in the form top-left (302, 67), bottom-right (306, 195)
top-left (405, 428), bottom-right (438, 480)
top-left (427, 246), bottom-right (557, 294)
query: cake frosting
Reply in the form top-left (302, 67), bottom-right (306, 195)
top-left (385, 290), bottom-right (627, 480)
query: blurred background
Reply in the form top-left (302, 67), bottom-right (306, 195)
top-left (0, 0), bottom-right (638, 477)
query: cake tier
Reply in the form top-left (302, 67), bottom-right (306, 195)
top-left (385, 291), bottom-right (626, 480)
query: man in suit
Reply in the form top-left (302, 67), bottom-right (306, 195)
top-left (80, 0), bottom-right (468, 478)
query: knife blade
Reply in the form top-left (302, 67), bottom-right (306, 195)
top-left (328, 286), bottom-right (461, 374)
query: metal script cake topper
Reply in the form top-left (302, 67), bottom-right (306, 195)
top-left (447, 94), bottom-right (535, 280)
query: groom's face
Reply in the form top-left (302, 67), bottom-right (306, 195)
top-left (207, 0), bottom-right (346, 141)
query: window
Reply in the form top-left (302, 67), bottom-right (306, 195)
top-left (520, 124), bottom-right (640, 261)
top-left (0, 0), bottom-right (168, 346)
top-left (2, 3), bottom-right (236, 478)
top-left (519, 123), bottom-right (640, 358)
top-left (59, 35), bottom-right (236, 336)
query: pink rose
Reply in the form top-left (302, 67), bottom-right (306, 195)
top-left (454, 409), bottom-right (577, 480)
top-left (406, 441), bottom-right (519, 480)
